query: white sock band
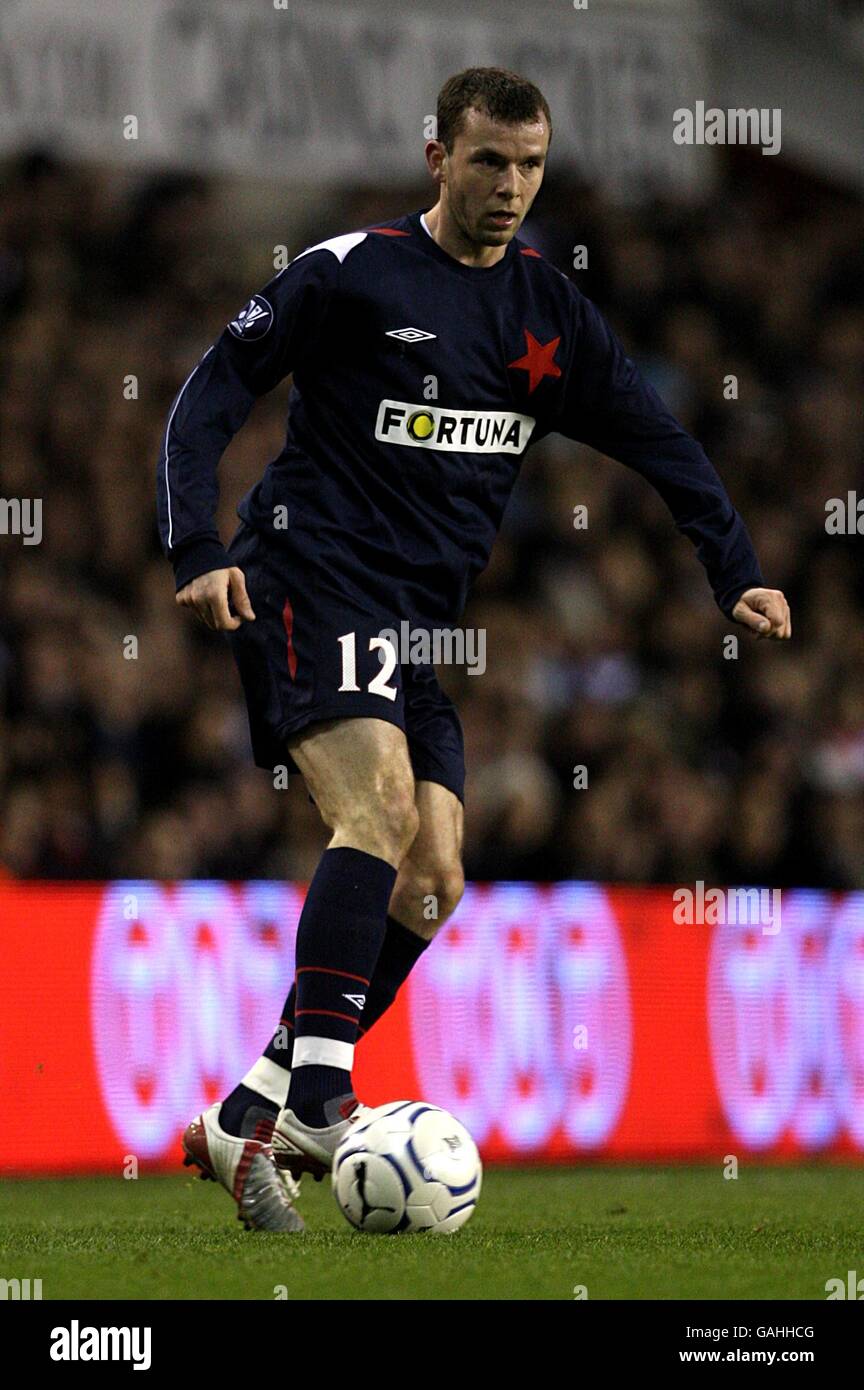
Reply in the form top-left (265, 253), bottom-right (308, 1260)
top-left (241, 1055), bottom-right (292, 1106)
top-left (292, 1036), bottom-right (354, 1071)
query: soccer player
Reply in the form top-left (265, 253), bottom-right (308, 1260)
top-left (157, 67), bottom-right (790, 1230)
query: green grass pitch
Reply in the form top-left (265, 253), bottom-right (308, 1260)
top-left (1, 1166), bottom-right (860, 1300)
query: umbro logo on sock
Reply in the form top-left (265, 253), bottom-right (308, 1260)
top-left (342, 992), bottom-right (366, 1010)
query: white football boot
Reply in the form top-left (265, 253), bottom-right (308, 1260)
top-left (182, 1102), bottom-right (304, 1232)
top-left (272, 1095), bottom-right (368, 1182)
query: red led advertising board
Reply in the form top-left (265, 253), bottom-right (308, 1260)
top-left (0, 881), bottom-right (862, 1172)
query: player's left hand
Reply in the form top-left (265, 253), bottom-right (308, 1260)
top-left (731, 587), bottom-right (791, 640)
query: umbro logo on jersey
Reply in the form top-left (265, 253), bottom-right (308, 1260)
top-left (385, 327), bottom-right (437, 343)
top-left (375, 399), bottom-right (535, 455)
top-left (227, 293), bottom-right (273, 341)
top-left (343, 992), bottom-right (367, 1010)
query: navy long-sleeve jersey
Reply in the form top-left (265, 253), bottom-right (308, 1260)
top-left (156, 208), bottom-right (763, 626)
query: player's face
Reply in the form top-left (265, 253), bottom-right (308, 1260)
top-left (444, 107), bottom-right (549, 248)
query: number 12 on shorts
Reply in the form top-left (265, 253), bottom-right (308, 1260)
top-left (337, 632), bottom-right (398, 700)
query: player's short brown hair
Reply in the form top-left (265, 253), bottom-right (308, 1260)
top-left (436, 67), bottom-right (552, 154)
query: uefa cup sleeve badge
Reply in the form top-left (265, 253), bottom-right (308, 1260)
top-left (227, 294), bottom-right (274, 341)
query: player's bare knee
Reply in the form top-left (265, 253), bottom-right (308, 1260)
top-left (431, 864), bottom-right (464, 922)
top-left (445, 864), bottom-right (465, 914)
top-left (393, 860), bottom-right (464, 927)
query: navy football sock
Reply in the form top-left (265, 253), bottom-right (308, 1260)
top-left (269, 987), bottom-right (297, 1081)
top-left (219, 1011), bottom-right (297, 1136)
top-left (287, 846), bottom-right (396, 1127)
top-left (267, 913), bottom-right (429, 1071)
top-left (263, 1005), bottom-right (294, 1072)
top-left (218, 1084), bottom-right (277, 1139)
top-left (219, 1050), bottom-right (294, 1137)
top-left (357, 915), bottom-right (430, 1038)
top-left (225, 915), bottom-right (430, 1135)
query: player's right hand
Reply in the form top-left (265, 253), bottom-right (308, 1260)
top-left (731, 586), bottom-right (790, 640)
top-left (175, 566), bottom-right (256, 631)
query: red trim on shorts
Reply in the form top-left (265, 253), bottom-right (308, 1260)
top-left (282, 597), bottom-right (298, 679)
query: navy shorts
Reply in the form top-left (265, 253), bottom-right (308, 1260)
top-left (225, 521), bottom-right (465, 803)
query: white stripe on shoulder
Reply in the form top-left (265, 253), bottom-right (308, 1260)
top-left (287, 231), bottom-right (368, 268)
top-left (163, 344), bottom-right (215, 551)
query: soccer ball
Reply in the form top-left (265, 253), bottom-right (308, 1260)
top-left (332, 1100), bottom-right (482, 1234)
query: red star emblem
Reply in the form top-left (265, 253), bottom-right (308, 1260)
top-left (507, 330), bottom-right (562, 393)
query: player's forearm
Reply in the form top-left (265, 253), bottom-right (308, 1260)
top-left (157, 439), bottom-right (233, 591)
top-left (165, 530), bottom-right (233, 592)
top-left (156, 346), bottom-right (260, 588)
top-left (681, 497), bottom-right (764, 619)
top-left (566, 296), bottom-right (764, 614)
top-left (624, 429), bottom-right (764, 618)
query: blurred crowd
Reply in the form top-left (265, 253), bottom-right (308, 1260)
top-left (1, 149), bottom-right (863, 887)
